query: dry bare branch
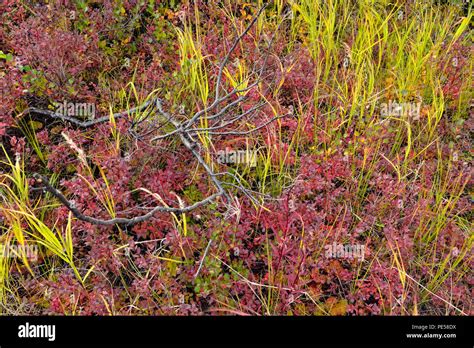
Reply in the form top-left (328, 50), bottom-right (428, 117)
top-left (30, 3), bottom-right (290, 227)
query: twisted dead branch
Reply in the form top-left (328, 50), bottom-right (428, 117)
top-left (29, 3), bottom-right (289, 227)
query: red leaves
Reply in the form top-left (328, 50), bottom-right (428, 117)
top-left (0, 122), bottom-right (8, 137)
top-left (1, 1), bottom-right (471, 317)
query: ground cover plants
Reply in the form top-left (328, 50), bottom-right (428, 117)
top-left (0, 0), bottom-right (472, 316)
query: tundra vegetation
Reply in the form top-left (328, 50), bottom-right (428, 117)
top-left (0, 0), bottom-right (472, 316)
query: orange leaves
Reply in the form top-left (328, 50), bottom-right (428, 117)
top-left (326, 297), bottom-right (348, 316)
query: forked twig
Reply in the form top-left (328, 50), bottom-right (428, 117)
top-left (31, 3), bottom-right (289, 227)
